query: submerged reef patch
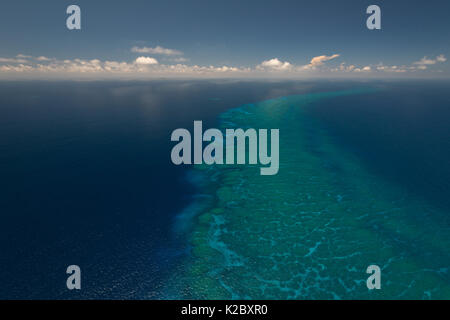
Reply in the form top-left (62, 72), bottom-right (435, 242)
top-left (172, 89), bottom-right (450, 299)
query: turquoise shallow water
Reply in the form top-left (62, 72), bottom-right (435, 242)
top-left (171, 89), bottom-right (450, 299)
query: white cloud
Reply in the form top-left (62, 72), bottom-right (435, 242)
top-left (436, 54), bottom-right (447, 62)
top-left (300, 54), bottom-right (340, 70)
top-left (376, 64), bottom-right (407, 73)
top-left (0, 52), bottom-right (447, 79)
top-left (36, 56), bottom-right (51, 61)
top-left (170, 57), bottom-right (189, 63)
top-left (0, 57), bottom-right (28, 63)
top-left (131, 46), bottom-right (183, 56)
top-left (334, 54), bottom-right (447, 74)
top-left (0, 54), bottom-right (249, 78)
top-left (414, 57), bottom-right (437, 65)
top-left (309, 54), bottom-right (340, 66)
top-left (135, 56), bottom-right (159, 65)
top-left (345, 65), bottom-right (371, 72)
top-left (0, 64), bottom-right (34, 72)
top-left (414, 54), bottom-right (447, 66)
top-left (257, 58), bottom-right (292, 71)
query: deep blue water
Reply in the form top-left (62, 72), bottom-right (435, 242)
top-left (0, 80), bottom-right (449, 299)
top-left (0, 80), bottom-right (332, 299)
top-left (307, 82), bottom-right (450, 212)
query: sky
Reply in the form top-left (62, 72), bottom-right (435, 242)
top-left (0, 0), bottom-right (449, 79)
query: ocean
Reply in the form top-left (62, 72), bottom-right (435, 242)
top-left (0, 80), bottom-right (449, 299)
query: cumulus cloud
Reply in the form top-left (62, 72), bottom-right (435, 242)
top-left (0, 54), bottom-right (249, 78)
top-left (1, 55), bottom-right (56, 64)
top-left (436, 54), bottom-right (447, 62)
top-left (131, 46), bottom-right (183, 56)
top-left (335, 63), bottom-right (356, 72)
top-left (0, 64), bottom-right (34, 72)
top-left (257, 58), bottom-right (292, 71)
top-left (0, 51), bottom-right (447, 79)
top-left (301, 54), bottom-right (340, 70)
top-left (413, 54), bottom-right (447, 69)
top-left (170, 57), bottom-right (189, 63)
top-left (0, 57), bottom-right (28, 63)
top-left (375, 64), bottom-right (407, 73)
top-left (135, 56), bottom-right (159, 65)
top-left (347, 65), bottom-right (372, 72)
top-left (36, 56), bottom-right (51, 61)
top-left (310, 54), bottom-right (340, 66)
top-left (332, 53), bottom-right (447, 75)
